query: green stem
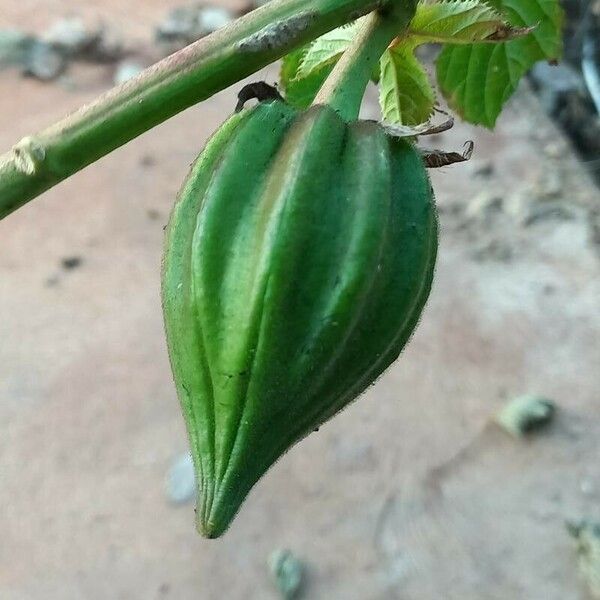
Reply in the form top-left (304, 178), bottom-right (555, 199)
top-left (313, 1), bottom-right (415, 120)
top-left (0, 0), bottom-right (401, 221)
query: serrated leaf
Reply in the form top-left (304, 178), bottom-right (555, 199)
top-left (410, 0), bottom-right (515, 44)
top-left (279, 21), bottom-right (362, 109)
top-left (280, 46), bottom-right (334, 109)
top-left (296, 22), bottom-right (359, 79)
top-left (436, 0), bottom-right (563, 127)
top-left (379, 45), bottom-right (435, 126)
top-left (280, 46), bottom-right (305, 86)
top-left (284, 62), bottom-right (335, 109)
top-left (487, 0), bottom-right (562, 57)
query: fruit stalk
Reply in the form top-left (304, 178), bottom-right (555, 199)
top-left (314, 0), bottom-right (416, 120)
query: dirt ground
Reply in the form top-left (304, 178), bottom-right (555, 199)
top-left (1, 3), bottom-right (599, 599)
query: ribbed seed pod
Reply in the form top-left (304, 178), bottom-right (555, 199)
top-left (162, 101), bottom-right (437, 537)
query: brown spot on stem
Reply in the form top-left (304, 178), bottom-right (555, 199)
top-left (237, 11), bottom-right (317, 53)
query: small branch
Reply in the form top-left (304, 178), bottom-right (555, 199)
top-left (0, 0), bottom-right (390, 220)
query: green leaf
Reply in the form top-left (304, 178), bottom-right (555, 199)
top-left (285, 63), bottom-right (335, 108)
top-left (409, 0), bottom-right (515, 44)
top-left (280, 46), bottom-right (335, 108)
top-left (279, 24), bottom-right (358, 109)
top-left (279, 22), bottom-right (367, 109)
top-left (436, 0), bottom-right (563, 127)
top-left (280, 46), bottom-right (306, 87)
top-left (296, 22), bottom-right (359, 78)
top-left (379, 45), bottom-right (435, 126)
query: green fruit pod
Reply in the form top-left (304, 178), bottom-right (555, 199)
top-left (161, 100), bottom-right (437, 537)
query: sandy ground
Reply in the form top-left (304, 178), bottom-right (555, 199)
top-left (1, 3), bottom-right (599, 599)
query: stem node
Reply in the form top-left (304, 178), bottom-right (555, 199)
top-left (11, 138), bottom-right (47, 176)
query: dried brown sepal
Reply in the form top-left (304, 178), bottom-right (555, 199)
top-left (422, 141), bottom-right (474, 168)
top-left (485, 24), bottom-right (536, 41)
top-left (382, 109), bottom-right (455, 139)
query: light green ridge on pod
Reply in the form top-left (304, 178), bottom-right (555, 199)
top-left (161, 100), bottom-right (438, 538)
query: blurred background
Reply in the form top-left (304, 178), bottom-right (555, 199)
top-left (1, 0), bottom-right (599, 598)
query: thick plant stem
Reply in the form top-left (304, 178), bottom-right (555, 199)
top-left (314, 1), bottom-right (416, 121)
top-left (0, 0), bottom-right (399, 221)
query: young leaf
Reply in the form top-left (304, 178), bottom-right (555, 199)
top-left (409, 0), bottom-right (517, 44)
top-left (436, 0), bottom-right (563, 127)
top-left (379, 45), bottom-right (435, 126)
top-left (280, 47), bottom-right (306, 87)
top-left (296, 22), bottom-right (359, 79)
top-left (279, 24), bottom-right (358, 109)
top-left (280, 46), bottom-right (334, 108)
top-left (283, 62), bottom-right (335, 108)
